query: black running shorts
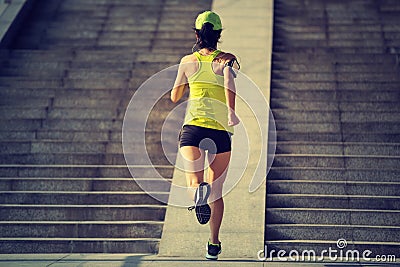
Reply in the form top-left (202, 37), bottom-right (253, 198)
top-left (179, 125), bottom-right (232, 154)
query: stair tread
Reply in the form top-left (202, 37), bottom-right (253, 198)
top-left (0, 204), bottom-right (165, 207)
top-left (0, 220), bottom-right (163, 224)
top-left (268, 180), bottom-right (400, 185)
top-left (0, 237), bottom-right (160, 241)
top-left (265, 240), bottom-right (400, 245)
top-left (268, 224), bottom-right (400, 228)
top-left (267, 194), bottom-right (400, 199)
top-left (268, 207), bottom-right (400, 212)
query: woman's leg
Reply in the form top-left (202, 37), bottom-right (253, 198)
top-left (180, 146), bottom-right (206, 200)
top-left (207, 151), bottom-right (230, 244)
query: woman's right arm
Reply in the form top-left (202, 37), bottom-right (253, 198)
top-left (171, 58), bottom-right (188, 103)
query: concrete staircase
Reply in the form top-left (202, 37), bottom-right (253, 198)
top-left (0, 0), bottom-right (211, 253)
top-left (267, 0), bottom-right (400, 257)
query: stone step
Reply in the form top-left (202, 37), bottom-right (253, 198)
top-left (1, 97), bottom-right (50, 108)
top-left (273, 154), bottom-right (399, 168)
top-left (274, 32), bottom-right (325, 41)
top-left (0, 88), bottom-right (129, 100)
top-left (271, 100), bottom-right (338, 111)
top-left (277, 32), bottom-right (384, 40)
top-left (0, 154), bottom-right (104, 165)
top-left (1, 67), bottom-right (66, 77)
top-left (54, 16), bottom-right (158, 25)
top-left (0, 129), bottom-right (128, 142)
top-left (59, 0), bottom-right (162, 7)
top-left (3, 53), bottom-right (126, 66)
top-left (274, 81), bottom-right (400, 91)
top-left (276, 20), bottom-right (382, 30)
top-left (384, 32), bottom-right (400, 40)
top-left (0, 107), bottom-right (48, 120)
top-left (3, 85), bottom-right (52, 97)
top-left (0, 177), bottom-right (171, 192)
top-left (42, 22), bottom-right (190, 33)
top-left (43, 29), bottom-right (181, 41)
top-left (274, 46), bottom-right (386, 54)
top-left (0, 141), bottom-right (109, 154)
top-left (0, 77), bottom-right (62, 87)
top-left (276, 132), bottom-right (400, 143)
top-left (267, 180), bottom-right (400, 196)
top-left (0, 221), bottom-right (163, 238)
top-left (0, 131), bottom-right (36, 141)
top-left (0, 119), bottom-right (42, 131)
top-left (272, 52), bottom-right (396, 64)
top-left (341, 122), bottom-right (400, 133)
top-left (275, 121), bottom-right (400, 134)
top-left (52, 97), bottom-right (120, 108)
top-left (48, 107), bottom-right (118, 120)
top-left (0, 204), bottom-right (166, 221)
top-left (273, 110), bottom-right (400, 123)
top-left (68, 61), bottom-right (134, 70)
top-left (35, 130), bottom-right (110, 142)
top-left (40, 119), bottom-right (115, 131)
top-left (271, 100), bottom-right (400, 112)
top-left (275, 38), bottom-right (385, 48)
top-left (0, 165), bottom-right (174, 179)
top-left (275, 24), bottom-right (382, 34)
top-left (5, 50), bottom-right (74, 60)
top-left (272, 62), bottom-right (398, 73)
top-left (43, 38), bottom-right (152, 49)
top-left (0, 238), bottom-right (159, 253)
top-left (271, 89), bottom-right (399, 102)
top-left (268, 167), bottom-right (400, 182)
top-left (35, 116), bottom-right (165, 131)
top-left (274, 110), bottom-right (340, 123)
top-left (273, 71), bottom-right (400, 82)
top-left (0, 153), bottom-right (171, 165)
top-left (266, 224), bottom-right (400, 243)
top-left (266, 208), bottom-right (400, 226)
top-left (275, 142), bottom-right (400, 156)
top-left (0, 191), bottom-right (167, 205)
top-left (267, 194), bottom-right (400, 210)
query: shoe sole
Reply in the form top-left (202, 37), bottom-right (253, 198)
top-left (205, 254), bottom-right (218, 260)
top-left (195, 204), bottom-right (211, 224)
top-left (195, 183), bottom-right (211, 224)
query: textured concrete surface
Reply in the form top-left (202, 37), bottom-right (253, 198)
top-left (158, 0), bottom-right (274, 260)
top-left (0, 254), bottom-right (399, 266)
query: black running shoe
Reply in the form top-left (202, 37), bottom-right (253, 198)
top-left (206, 241), bottom-right (221, 260)
top-left (188, 182), bottom-right (211, 224)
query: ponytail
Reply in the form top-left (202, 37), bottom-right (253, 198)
top-left (194, 22), bottom-right (221, 51)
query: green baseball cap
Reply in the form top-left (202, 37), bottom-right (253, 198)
top-left (195, 11), bottom-right (222, 30)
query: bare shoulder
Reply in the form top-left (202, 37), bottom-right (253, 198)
top-left (180, 54), bottom-right (197, 63)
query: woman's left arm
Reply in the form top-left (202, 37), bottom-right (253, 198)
top-left (171, 58), bottom-right (188, 103)
top-left (224, 59), bottom-right (240, 126)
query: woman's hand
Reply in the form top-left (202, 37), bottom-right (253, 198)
top-left (228, 112), bottom-right (240, 126)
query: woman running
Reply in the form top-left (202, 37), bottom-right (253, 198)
top-left (170, 11), bottom-right (240, 260)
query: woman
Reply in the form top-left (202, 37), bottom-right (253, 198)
top-left (170, 10), bottom-right (240, 260)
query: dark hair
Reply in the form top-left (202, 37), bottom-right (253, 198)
top-left (194, 22), bottom-right (222, 50)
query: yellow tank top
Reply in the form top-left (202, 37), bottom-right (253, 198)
top-left (184, 50), bottom-right (234, 133)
